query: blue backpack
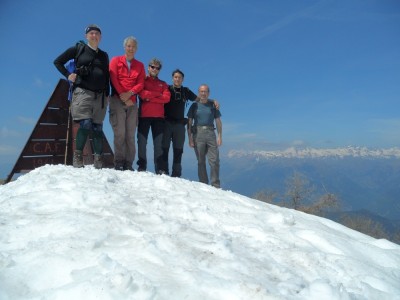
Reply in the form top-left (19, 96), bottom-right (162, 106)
top-left (64, 41), bottom-right (86, 100)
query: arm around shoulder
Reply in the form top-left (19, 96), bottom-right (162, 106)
top-left (212, 99), bottom-right (220, 110)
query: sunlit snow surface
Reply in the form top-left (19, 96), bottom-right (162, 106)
top-left (1, 165), bottom-right (399, 299)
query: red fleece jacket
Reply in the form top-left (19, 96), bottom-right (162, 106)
top-left (109, 55), bottom-right (145, 101)
top-left (139, 76), bottom-right (171, 118)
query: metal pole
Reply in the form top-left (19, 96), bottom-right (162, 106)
top-left (64, 105), bottom-right (71, 165)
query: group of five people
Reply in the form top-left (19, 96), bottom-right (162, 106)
top-left (54, 24), bottom-right (222, 188)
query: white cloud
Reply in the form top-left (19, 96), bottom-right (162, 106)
top-left (0, 144), bottom-right (18, 155)
top-left (248, 0), bottom-right (331, 42)
top-left (17, 116), bottom-right (36, 125)
top-left (291, 139), bottom-right (307, 147)
top-left (0, 127), bottom-right (20, 138)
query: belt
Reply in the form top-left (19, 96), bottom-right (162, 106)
top-left (74, 87), bottom-right (106, 107)
top-left (166, 118), bottom-right (186, 124)
top-left (78, 87), bottom-right (104, 94)
top-left (197, 126), bottom-right (214, 130)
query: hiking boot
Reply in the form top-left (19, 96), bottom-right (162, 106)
top-left (73, 150), bottom-right (84, 168)
top-left (114, 161), bottom-right (124, 171)
top-left (123, 161), bottom-right (134, 171)
top-left (94, 154), bottom-right (103, 169)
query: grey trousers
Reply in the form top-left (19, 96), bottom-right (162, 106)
top-left (193, 127), bottom-right (220, 188)
top-left (71, 87), bottom-right (107, 123)
top-left (109, 96), bottom-right (138, 166)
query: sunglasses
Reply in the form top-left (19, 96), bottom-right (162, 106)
top-left (149, 65), bottom-right (161, 70)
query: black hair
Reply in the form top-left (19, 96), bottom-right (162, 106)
top-left (172, 69), bottom-right (184, 78)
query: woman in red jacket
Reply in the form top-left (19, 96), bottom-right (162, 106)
top-left (109, 36), bottom-right (145, 171)
top-left (137, 58), bottom-right (170, 174)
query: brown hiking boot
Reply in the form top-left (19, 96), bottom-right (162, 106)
top-left (73, 150), bottom-right (84, 168)
top-left (94, 154), bottom-right (103, 169)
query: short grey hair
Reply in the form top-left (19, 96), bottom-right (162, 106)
top-left (148, 58), bottom-right (162, 69)
top-left (199, 84), bottom-right (210, 93)
top-left (123, 36), bottom-right (138, 48)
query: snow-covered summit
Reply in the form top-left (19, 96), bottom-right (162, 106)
top-left (0, 165), bottom-right (400, 299)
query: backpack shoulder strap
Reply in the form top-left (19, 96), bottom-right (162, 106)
top-left (75, 40), bottom-right (86, 61)
top-left (182, 86), bottom-right (187, 101)
top-left (191, 102), bottom-right (198, 117)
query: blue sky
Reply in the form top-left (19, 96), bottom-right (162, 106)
top-left (0, 0), bottom-right (399, 174)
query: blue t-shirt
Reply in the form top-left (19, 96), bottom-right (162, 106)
top-left (187, 100), bottom-right (221, 126)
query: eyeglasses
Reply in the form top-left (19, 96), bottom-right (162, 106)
top-left (149, 65), bottom-right (161, 70)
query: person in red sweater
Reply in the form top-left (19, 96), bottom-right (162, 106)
top-left (137, 58), bottom-right (171, 174)
top-left (109, 36), bottom-right (146, 171)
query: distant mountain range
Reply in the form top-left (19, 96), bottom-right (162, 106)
top-left (227, 146), bottom-right (400, 160)
top-left (217, 147), bottom-right (400, 222)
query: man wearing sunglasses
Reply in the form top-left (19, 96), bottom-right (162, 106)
top-left (137, 58), bottom-right (171, 174)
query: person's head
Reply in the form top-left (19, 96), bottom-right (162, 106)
top-left (171, 69), bottom-right (184, 88)
top-left (85, 24), bottom-right (102, 48)
top-left (124, 36), bottom-right (138, 59)
top-left (198, 84), bottom-right (210, 101)
top-left (148, 58), bottom-right (162, 78)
